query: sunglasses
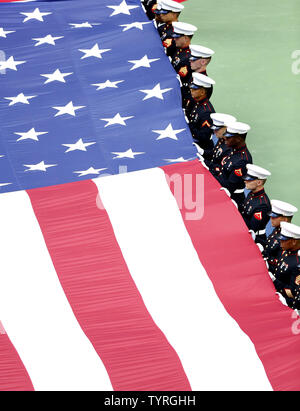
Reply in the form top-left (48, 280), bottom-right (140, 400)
top-left (154, 9), bottom-right (169, 15)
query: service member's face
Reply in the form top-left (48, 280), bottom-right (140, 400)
top-left (175, 35), bottom-right (190, 48)
top-left (190, 58), bottom-right (211, 71)
top-left (224, 135), bottom-right (238, 148)
top-left (271, 216), bottom-right (286, 228)
top-left (215, 126), bottom-right (226, 139)
top-left (244, 179), bottom-right (260, 191)
top-left (160, 12), bottom-right (177, 23)
top-left (190, 87), bottom-right (206, 102)
top-left (280, 238), bottom-right (295, 251)
top-left (155, 13), bottom-right (162, 22)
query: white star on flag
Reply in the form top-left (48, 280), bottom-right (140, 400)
top-left (74, 167), bottom-right (107, 177)
top-left (0, 56), bottom-right (26, 72)
top-left (152, 124), bottom-right (186, 140)
top-left (78, 43), bottom-right (111, 60)
top-left (32, 35), bottom-right (64, 47)
top-left (128, 55), bottom-right (160, 71)
top-left (41, 69), bottom-right (73, 84)
top-left (52, 101), bottom-right (85, 117)
top-left (139, 83), bottom-right (172, 101)
top-left (100, 113), bottom-right (134, 127)
top-left (69, 22), bottom-right (101, 28)
top-left (24, 161), bottom-right (57, 172)
top-left (119, 22), bottom-right (151, 32)
top-left (4, 93), bottom-right (37, 106)
top-left (164, 157), bottom-right (188, 163)
top-left (21, 8), bottom-right (52, 23)
top-left (92, 80), bottom-right (124, 91)
top-left (0, 28), bottom-right (15, 38)
top-left (62, 139), bottom-right (96, 153)
top-left (0, 155), bottom-right (4, 158)
top-left (0, 183), bottom-right (12, 187)
top-left (112, 149), bottom-right (145, 159)
top-left (107, 0), bottom-right (139, 17)
top-left (15, 128), bottom-right (48, 142)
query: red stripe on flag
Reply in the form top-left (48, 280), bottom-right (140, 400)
top-left (162, 159), bottom-right (300, 391)
top-left (27, 180), bottom-right (191, 391)
top-left (0, 323), bottom-right (34, 391)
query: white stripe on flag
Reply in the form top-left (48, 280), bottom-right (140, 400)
top-left (0, 191), bottom-right (113, 391)
top-left (94, 168), bottom-right (272, 391)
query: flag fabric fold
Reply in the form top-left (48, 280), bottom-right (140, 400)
top-left (0, 321), bottom-right (34, 391)
top-left (0, 0), bottom-right (196, 194)
top-left (0, 167), bottom-right (272, 391)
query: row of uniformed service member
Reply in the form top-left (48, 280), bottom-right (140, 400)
top-left (141, 0), bottom-right (300, 311)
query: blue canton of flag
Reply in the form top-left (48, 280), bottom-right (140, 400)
top-left (0, 0), bottom-right (196, 193)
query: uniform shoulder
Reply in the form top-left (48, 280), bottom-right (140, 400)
top-left (201, 99), bottom-right (215, 113)
top-left (232, 152), bottom-right (249, 164)
top-left (244, 147), bottom-right (253, 162)
top-left (261, 193), bottom-right (271, 207)
top-left (237, 146), bottom-right (252, 163)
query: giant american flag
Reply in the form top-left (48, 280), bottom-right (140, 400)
top-left (0, 0), bottom-right (300, 392)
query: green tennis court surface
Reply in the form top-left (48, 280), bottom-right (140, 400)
top-left (182, 0), bottom-right (300, 223)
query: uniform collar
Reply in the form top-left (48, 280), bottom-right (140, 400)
top-left (178, 46), bottom-right (190, 52)
top-left (289, 249), bottom-right (300, 256)
top-left (194, 68), bottom-right (207, 75)
top-left (195, 97), bottom-right (209, 106)
top-left (233, 144), bottom-right (247, 153)
top-left (251, 188), bottom-right (266, 198)
top-left (235, 144), bottom-right (246, 151)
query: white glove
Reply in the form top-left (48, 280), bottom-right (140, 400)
top-left (199, 159), bottom-right (209, 170)
top-left (220, 187), bottom-right (231, 198)
top-left (276, 292), bottom-right (288, 306)
top-left (193, 142), bottom-right (204, 156)
top-left (268, 271), bottom-right (276, 282)
top-left (231, 199), bottom-right (238, 208)
top-left (256, 243), bottom-right (264, 253)
top-left (249, 230), bottom-right (256, 241)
